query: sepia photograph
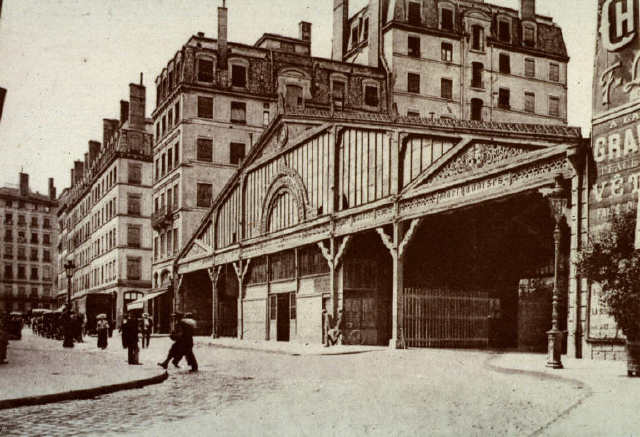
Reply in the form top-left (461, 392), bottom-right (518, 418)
top-left (0, 0), bottom-right (639, 435)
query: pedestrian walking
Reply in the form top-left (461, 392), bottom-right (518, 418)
top-left (177, 312), bottom-right (198, 372)
top-left (122, 314), bottom-right (141, 365)
top-left (141, 313), bottom-right (152, 349)
top-left (96, 314), bottom-right (109, 350)
top-left (74, 313), bottom-right (84, 343)
top-left (0, 312), bottom-right (9, 364)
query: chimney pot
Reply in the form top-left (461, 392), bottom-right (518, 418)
top-left (19, 172), bottom-right (29, 196)
top-left (48, 178), bottom-right (56, 200)
top-left (129, 80), bottom-right (146, 130)
top-left (520, 0), bottom-right (535, 20)
top-left (332, 0), bottom-right (349, 61)
top-left (218, 6), bottom-right (228, 67)
top-left (120, 101), bottom-right (129, 125)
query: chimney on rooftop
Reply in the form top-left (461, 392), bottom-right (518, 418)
top-left (89, 140), bottom-right (101, 164)
top-left (520, 0), bottom-right (535, 20)
top-left (103, 119), bottom-right (118, 145)
top-left (84, 153), bottom-right (89, 175)
top-left (120, 100), bottom-right (130, 126)
top-left (332, 0), bottom-right (349, 61)
top-left (70, 168), bottom-right (75, 187)
top-left (299, 21), bottom-right (312, 43)
top-left (48, 178), bottom-right (56, 200)
top-left (368, 0), bottom-right (380, 69)
top-left (19, 172), bottom-right (29, 196)
top-left (73, 161), bottom-right (84, 185)
top-left (129, 79), bottom-right (146, 130)
top-left (218, 2), bottom-right (228, 67)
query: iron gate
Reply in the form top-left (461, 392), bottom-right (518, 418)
top-left (403, 288), bottom-right (490, 348)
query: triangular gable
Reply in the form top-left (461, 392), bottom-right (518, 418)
top-left (403, 139), bottom-right (549, 194)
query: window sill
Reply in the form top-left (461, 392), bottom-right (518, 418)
top-left (469, 48), bottom-right (485, 55)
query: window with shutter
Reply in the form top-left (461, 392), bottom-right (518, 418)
top-left (499, 53), bottom-right (510, 74)
top-left (407, 73), bottom-right (420, 93)
top-left (441, 8), bottom-right (453, 30)
top-left (549, 96), bottom-right (560, 117)
top-left (127, 225), bottom-right (141, 248)
top-left (441, 78), bottom-right (453, 100)
top-left (127, 194), bottom-right (141, 216)
top-left (197, 183), bottom-right (213, 207)
top-left (230, 102), bottom-right (246, 123)
top-left (197, 59), bottom-right (214, 82)
top-left (525, 59), bottom-right (535, 78)
top-left (127, 257), bottom-right (141, 280)
top-left (524, 92), bottom-right (535, 113)
top-left (197, 96), bottom-right (213, 119)
top-left (408, 36), bottom-right (420, 57)
top-left (230, 143), bottom-right (245, 165)
top-left (197, 138), bottom-right (213, 162)
top-left (128, 163), bottom-right (142, 184)
top-left (231, 65), bottom-right (247, 88)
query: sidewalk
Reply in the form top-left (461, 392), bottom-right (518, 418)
top-left (200, 336), bottom-right (386, 356)
top-left (0, 329), bottom-right (167, 410)
top-left (488, 352), bottom-right (640, 436)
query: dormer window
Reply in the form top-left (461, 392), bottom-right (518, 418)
top-left (230, 61), bottom-right (248, 88)
top-left (197, 58), bottom-right (214, 82)
top-left (408, 1), bottom-right (421, 25)
top-left (363, 81), bottom-right (380, 108)
top-left (441, 7), bottom-right (454, 31)
top-left (471, 25), bottom-right (484, 51)
top-left (523, 23), bottom-right (536, 47)
top-left (498, 18), bottom-right (511, 42)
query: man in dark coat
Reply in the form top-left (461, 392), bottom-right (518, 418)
top-left (179, 312), bottom-right (198, 372)
top-left (122, 315), bottom-right (140, 365)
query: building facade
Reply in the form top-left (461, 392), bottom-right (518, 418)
top-left (56, 81), bottom-right (154, 331)
top-left (334, 0), bottom-right (568, 124)
top-left (168, 0), bottom-right (598, 360)
top-left (1, 173), bottom-right (58, 313)
top-left (149, 4), bottom-right (387, 331)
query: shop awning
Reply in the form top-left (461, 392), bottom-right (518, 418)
top-left (126, 290), bottom-right (169, 311)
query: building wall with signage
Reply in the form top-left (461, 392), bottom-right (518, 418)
top-left (583, 0), bottom-right (640, 360)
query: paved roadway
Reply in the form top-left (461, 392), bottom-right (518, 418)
top-left (1, 339), bottom-right (588, 437)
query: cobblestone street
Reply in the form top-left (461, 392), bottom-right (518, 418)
top-left (1, 332), bottom-right (590, 436)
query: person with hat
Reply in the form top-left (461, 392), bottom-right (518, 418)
top-left (179, 312), bottom-right (198, 372)
top-left (158, 312), bottom-right (184, 370)
top-left (96, 314), bottom-right (109, 350)
top-left (141, 313), bottom-right (152, 349)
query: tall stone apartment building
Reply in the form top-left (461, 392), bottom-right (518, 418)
top-left (0, 173), bottom-right (58, 312)
top-left (334, 0), bottom-right (568, 124)
top-left (56, 80), bottom-right (154, 330)
top-left (150, 3), bottom-right (388, 331)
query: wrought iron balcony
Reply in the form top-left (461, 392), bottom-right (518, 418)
top-left (152, 204), bottom-right (175, 230)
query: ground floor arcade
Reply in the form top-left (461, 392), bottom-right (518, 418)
top-left (176, 190), bottom-right (570, 351)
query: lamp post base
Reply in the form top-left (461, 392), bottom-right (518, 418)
top-left (546, 328), bottom-right (563, 369)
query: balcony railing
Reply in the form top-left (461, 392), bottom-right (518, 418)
top-left (151, 204), bottom-right (175, 230)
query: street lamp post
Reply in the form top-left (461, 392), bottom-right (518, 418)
top-left (542, 176), bottom-right (568, 369)
top-left (63, 259), bottom-right (75, 348)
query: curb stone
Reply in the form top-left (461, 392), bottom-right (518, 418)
top-left (0, 370), bottom-right (168, 411)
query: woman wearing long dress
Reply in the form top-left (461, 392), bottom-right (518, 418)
top-left (97, 318), bottom-right (109, 349)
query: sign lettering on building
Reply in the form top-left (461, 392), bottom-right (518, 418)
top-left (589, 0), bottom-right (640, 339)
top-left (593, 0), bottom-right (640, 118)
